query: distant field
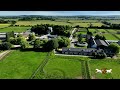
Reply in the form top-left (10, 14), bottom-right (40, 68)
top-left (0, 27), bottom-right (31, 32)
top-left (15, 20), bottom-right (70, 26)
top-left (91, 23), bottom-right (104, 27)
top-left (116, 34), bottom-right (120, 38)
top-left (108, 20), bottom-right (120, 24)
top-left (0, 24), bottom-right (10, 28)
top-left (103, 33), bottom-right (118, 40)
top-left (88, 29), bottom-right (119, 40)
top-left (15, 20), bottom-right (104, 27)
top-left (4, 19), bottom-right (18, 21)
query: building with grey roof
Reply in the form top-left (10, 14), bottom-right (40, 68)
top-left (62, 47), bottom-right (103, 56)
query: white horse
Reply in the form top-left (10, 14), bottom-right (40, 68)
top-left (96, 69), bottom-right (102, 73)
top-left (106, 69), bottom-right (112, 73)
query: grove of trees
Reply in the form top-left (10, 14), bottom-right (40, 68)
top-left (31, 24), bottom-right (72, 37)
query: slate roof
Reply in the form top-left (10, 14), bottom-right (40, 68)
top-left (62, 47), bottom-right (101, 52)
top-left (95, 39), bottom-right (108, 46)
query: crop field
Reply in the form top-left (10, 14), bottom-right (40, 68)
top-left (0, 24), bottom-right (10, 28)
top-left (116, 34), bottom-right (120, 38)
top-left (91, 23), bottom-right (104, 27)
top-left (108, 20), bottom-right (120, 24)
top-left (15, 20), bottom-right (71, 26)
top-left (15, 20), bottom-right (104, 27)
top-left (107, 29), bottom-right (118, 33)
top-left (0, 27), bottom-right (31, 32)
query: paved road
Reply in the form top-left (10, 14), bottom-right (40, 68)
top-left (69, 28), bottom-right (77, 48)
top-left (55, 53), bottom-right (91, 57)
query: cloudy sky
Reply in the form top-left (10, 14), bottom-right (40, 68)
top-left (0, 11), bottom-right (120, 16)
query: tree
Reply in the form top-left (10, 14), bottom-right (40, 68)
top-left (57, 36), bottom-right (70, 48)
top-left (34, 39), bottom-right (41, 49)
top-left (6, 33), bottom-right (10, 42)
top-left (20, 40), bottom-right (29, 50)
top-left (17, 33), bottom-right (22, 37)
top-left (78, 33), bottom-right (82, 42)
top-left (0, 42), bottom-right (12, 50)
top-left (6, 31), bottom-right (15, 42)
top-left (95, 34), bottom-right (106, 40)
top-left (108, 43), bottom-right (120, 55)
top-left (44, 39), bottom-right (59, 51)
top-left (28, 33), bottom-right (36, 41)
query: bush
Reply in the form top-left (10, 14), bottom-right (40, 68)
top-left (0, 42), bottom-right (12, 50)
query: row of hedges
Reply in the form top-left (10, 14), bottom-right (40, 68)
top-left (85, 61), bottom-right (92, 79)
top-left (30, 52), bottom-right (51, 79)
top-left (81, 61), bottom-right (87, 79)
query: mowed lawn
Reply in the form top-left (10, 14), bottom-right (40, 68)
top-left (0, 27), bottom-right (31, 32)
top-left (0, 50), bottom-right (47, 79)
top-left (44, 56), bottom-right (82, 79)
top-left (89, 60), bottom-right (120, 79)
top-left (0, 24), bottom-right (10, 28)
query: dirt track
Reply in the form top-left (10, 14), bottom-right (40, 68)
top-left (0, 50), bottom-right (11, 60)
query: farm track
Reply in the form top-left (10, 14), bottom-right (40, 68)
top-left (0, 50), bottom-right (13, 61)
top-left (81, 61), bottom-right (91, 79)
top-left (30, 52), bottom-right (51, 79)
top-left (81, 61), bottom-right (86, 79)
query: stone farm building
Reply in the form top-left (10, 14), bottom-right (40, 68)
top-left (62, 47), bottom-right (103, 56)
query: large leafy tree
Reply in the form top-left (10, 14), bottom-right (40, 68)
top-left (44, 39), bottom-right (59, 51)
top-left (57, 36), bottom-right (70, 48)
top-left (108, 43), bottom-right (120, 55)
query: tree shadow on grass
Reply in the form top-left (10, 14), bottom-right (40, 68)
top-left (19, 48), bottom-right (50, 52)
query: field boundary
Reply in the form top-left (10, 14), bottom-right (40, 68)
top-left (105, 29), bottom-right (120, 40)
top-left (30, 52), bottom-right (51, 79)
top-left (0, 50), bottom-right (13, 61)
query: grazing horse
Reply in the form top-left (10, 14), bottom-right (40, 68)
top-left (106, 69), bottom-right (112, 73)
top-left (101, 68), bottom-right (107, 74)
top-left (95, 69), bottom-right (102, 73)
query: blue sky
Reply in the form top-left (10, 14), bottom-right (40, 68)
top-left (0, 11), bottom-right (120, 16)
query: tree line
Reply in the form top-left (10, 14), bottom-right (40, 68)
top-left (31, 24), bottom-right (72, 37)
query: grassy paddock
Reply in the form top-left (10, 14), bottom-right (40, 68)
top-left (0, 50), bottom-right (47, 79)
top-left (0, 24), bottom-right (10, 28)
top-left (0, 27), bottom-right (31, 32)
top-left (44, 55), bottom-right (83, 78)
top-left (89, 60), bottom-right (120, 79)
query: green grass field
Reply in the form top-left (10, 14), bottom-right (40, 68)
top-left (15, 20), bottom-right (104, 27)
top-left (107, 29), bottom-right (118, 33)
top-left (89, 29), bottom-right (119, 40)
top-left (15, 20), bottom-right (71, 26)
top-left (103, 33), bottom-right (118, 40)
top-left (108, 20), bottom-right (120, 24)
top-left (1, 50), bottom-right (120, 79)
top-left (44, 55), bottom-right (82, 78)
top-left (0, 50), bottom-right (47, 79)
top-left (89, 60), bottom-right (120, 79)
top-left (0, 24), bottom-right (10, 28)
top-left (0, 27), bottom-right (31, 32)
